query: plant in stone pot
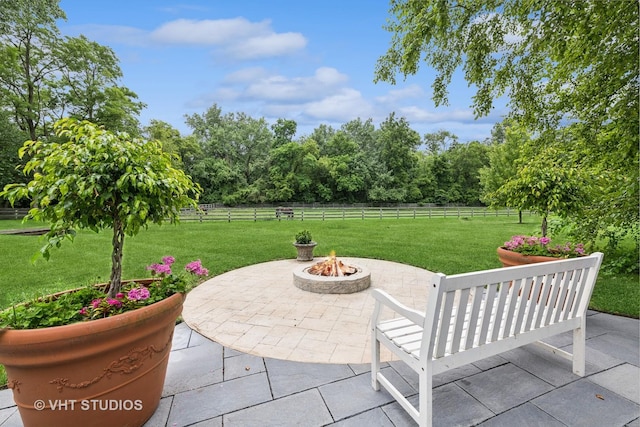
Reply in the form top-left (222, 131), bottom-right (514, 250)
top-left (497, 235), bottom-right (587, 267)
top-left (293, 229), bottom-right (317, 261)
top-left (0, 118), bottom-right (205, 427)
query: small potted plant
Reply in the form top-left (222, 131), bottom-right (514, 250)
top-left (0, 118), bottom-right (204, 427)
top-left (497, 235), bottom-right (587, 267)
top-left (293, 229), bottom-right (317, 261)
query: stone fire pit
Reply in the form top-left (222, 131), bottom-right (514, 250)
top-left (293, 254), bottom-right (371, 294)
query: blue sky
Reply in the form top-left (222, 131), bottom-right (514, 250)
top-left (58, 0), bottom-right (507, 141)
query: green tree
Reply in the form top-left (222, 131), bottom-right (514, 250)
top-left (0, 0), bottom-right (66, 140)
top-left (266, 140), bottom-right (320, 203)
top-left (423, 130), bottom-right (458, 154)
top-left (0, 1), bottom-right (144, 139)
top-left (144, 120), bottom-right (202, 171)
top-left (444, 140), bottom-right (489, 205)
top-left (493, 145), bottom-right (587, 236)
top-left (1, 119), bottom-right (200, 297)
top-left (301, 123), bottom-right (335, 156)
top-left (0, 110), bottom-right (28, 203)
top-left (56, 35), bottom-right (144, 134)
top-left (185, 105), bottom-right (272, 203)
top-left (271, 118), bottom-right (297, 148)
top-left (375, 0), bottom-right (639, 245)
top-left (480, 120), bottom-right (530, 207)
top-left (319, 132), bottom-right (368, 202)
top-left (375, 113), bottom-right (421, 202)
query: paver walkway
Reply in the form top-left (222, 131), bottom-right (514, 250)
top-left (182, 258), bottom-right (434, 364)
top-left (0, 259), bottom-right (638, 426)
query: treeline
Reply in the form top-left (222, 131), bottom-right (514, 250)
top-left (0, 1), bottom-right (637, 262)
top-left (149, 106), bottom-right (493, 206)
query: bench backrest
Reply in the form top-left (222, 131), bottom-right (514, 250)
top-left (422, 253), bottom-right (604, 360)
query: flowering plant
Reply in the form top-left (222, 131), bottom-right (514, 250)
top-left (502, 235), bottom-right (586, 258)
top-left (0, 257), bottom-right (208, 329)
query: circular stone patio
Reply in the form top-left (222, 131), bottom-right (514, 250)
top-left (182, 257), bottom-right (435, 364)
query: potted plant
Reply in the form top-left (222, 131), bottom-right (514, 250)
top-left (293, 230), bottom-right (317, 261)
top-left (498, 235), bottom-right (587, 267)
top-left (0, 118), bottom-right (204, 427)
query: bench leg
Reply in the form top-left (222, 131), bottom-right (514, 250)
top-left (371, 331), bottom-right (380, 391)
top-left (573, 319), bottom-right (586, 376)
top-left (419, 365), bottom-right (433, 427)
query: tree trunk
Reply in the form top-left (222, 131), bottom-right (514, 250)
top-left (541, 215), bottom-right (548, 237)
top-left (108, 218), bottom-right (125, 297)
top-left (518, 210), bottom-right (523, 224)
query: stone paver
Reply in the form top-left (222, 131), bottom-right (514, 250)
top-left (182, 258), bottom-right (434, 364)
top-left (532, 379), bottom-right (640, 427)
top-left (589, 364), bottom-right (640, 404)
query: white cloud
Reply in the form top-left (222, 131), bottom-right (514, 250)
top-left (73, 18), bottom-right (306, 59)
top-left (223, 67), bottom-right (270, 83)
top-left (229, 33), bottom-right (307, 59)
top-left (150, 18), bottom-right (306, 59)
top-left (375, 84), bottom-right (425, 103)
top-left (304, 89), bottom-right (373, 121)
top-left (397, 106), bottom-right (475, 123)
top-left (241, 67), bottom-right (348, 102)
top-left (150, 18), bottom-right (270, 45)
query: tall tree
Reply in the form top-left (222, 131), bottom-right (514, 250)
top-left (375, 0), bottom-right (639, 244)
top-left (375, 113), bottom-right (421, 202)
top-left (144, 120), bottom-right (202, 171)
top-left (271, 118), bottom-right (297, 148)
top-left (0, 0), bottom-right (66, 140)
top-left (0, 110), bottom-right (28, 204)
top-left (422, 130), bottom-right (458, 154)
top-left (319, 132), bottom-right (368, 202)
top-left (185, 105), bottom-right (272, 203)
top-left (0, 0), bottom-right (144, 139)
top-left (444, 140), bottom-right (489, 205)
top-left (480, 120), bottom-right (530, 207)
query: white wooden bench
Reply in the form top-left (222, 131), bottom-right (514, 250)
top-left (371, 252), bottom-right (604, 427)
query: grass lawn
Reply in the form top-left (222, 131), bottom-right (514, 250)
top-left (0, 216), bottom-right (638, 387)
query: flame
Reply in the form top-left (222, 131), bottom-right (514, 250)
top-left (307, 251), bottom-right (356, 277)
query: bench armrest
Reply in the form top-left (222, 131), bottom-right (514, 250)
top-left (371, 289), bottom-right (425, 326)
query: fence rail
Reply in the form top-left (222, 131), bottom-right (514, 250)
top-left (1, 206), bottom-right (530, 222)
top-left (0, 208), bottom-right (29, 220)
top-left (180, 206), bottom-right (530, 222)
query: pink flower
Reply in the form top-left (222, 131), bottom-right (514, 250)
top-left (128, 287), bottom-right (150, 301)
top-left (503, 235), bottom-right (586, 258)
top-left (185, 260), bottom-right (208, 276)
top-left (162, 256), bottom-right (176, 266)
top-left (106, 298), bottom-right (122, 308)
top-left (91, 299), bottom-right (102, 308)
top-left (116, 292), bottom-right (124, 299)
top-left (147, 263), bottom-right (172, 276)
top-left (79, 307), bottom-right (88, 315)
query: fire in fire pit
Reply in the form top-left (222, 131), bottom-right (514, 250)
top-left (307, 251), bottom-right (356, 276)
top-left (292, 252), bottom-right (371, 294)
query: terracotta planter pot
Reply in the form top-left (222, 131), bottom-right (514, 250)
top-left (497, 246), bottom-right (560, 267)
top-left (293, 242), bottom-right (317, 261)
top-left (497, 247), bottom-right (572, 305)
top-left (0, 288), bottom-right (183, 427)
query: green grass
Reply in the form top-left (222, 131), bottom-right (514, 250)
top-left (0, 216), bottom-right (638, 388)
top-left (1, 216), bottom-right (637, 316)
